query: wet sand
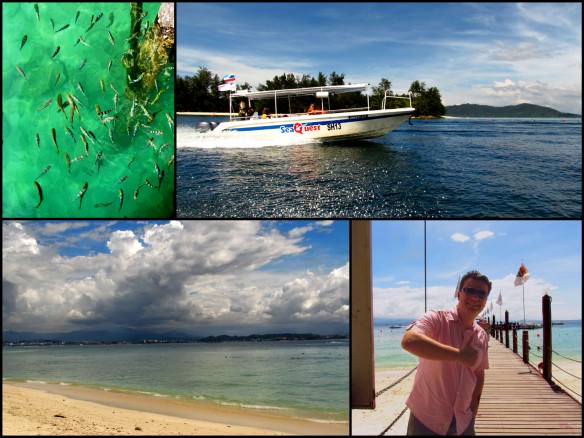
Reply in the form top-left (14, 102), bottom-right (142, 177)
top-left (3, 382), bottom-right (348, 436)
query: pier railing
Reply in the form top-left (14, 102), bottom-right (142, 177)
top-left (489, 293), bottom-right (581, 401)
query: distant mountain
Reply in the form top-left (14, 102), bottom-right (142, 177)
top-left (446, 103), bottom-right (581, 118)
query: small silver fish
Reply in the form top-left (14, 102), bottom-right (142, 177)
top-left (74, 182), bottom-right (88, 209)
top-left (95, 151), bottom-right (103, 173)
top-left (108, 59), bottom-right (112, 72)
top-left (95, 202), bottom-right (113, 208)
top-left (65, 153), bottom-right (71, 173)
top-left (77, 82), bottom-right (86, 96)
top-left (130, 96), bottom-right (136, 117)
top-left (167, 155), bottom-right (175, 169)
top-left (64, 126), bottom-right (77, 143)
top-left (79, 58), bottom-right (87, 70)
top-left (50, 18), bottom-right (55, 31)
top-left (100, 79), bottom-right (105, 95)
top-left (75, 10), bottom-right (80, 24)
top-left (34, 181), bottom-right (43, 208)
top-left (56, 24), bottom-right (69, 33)
top-left (79, 36), bottom-right (91, 47)
top-left (106, 12), bottom-right (114, 27)
top-left (20, 35), bottom-right (27, 50)
top-left (35, 133), bottom-right (40, 150)
top-left (134, 184), bottom-right (145, 200)
top-left (165, 113), bottom-right (174, 129)
top-left (52, 46), bottom-right (60, 58)
top-left (157, 170), bottom-right (164, 188)
top-left (144, 178), bottom-right (155, 189)
top-left (16, 65), bottom-right (26, 80)
top-left (36, 98), bottom-right (53, 112)
top-left (118, 188), bottom-right (124, 211)
top-left (35, 165), bottom-right (51, 180)
top-left (51, 128), bottom-right (59, 153)
top-left (54, 72), bottom-right (60, 86)
top-left (128, 72), bottom-right (144, 84)
top-left (128, 157), bottom-right (135, 168)
top-left (34, 4), bottom-right (40, 21)
top-left (116, 175), bottom-right (128, 184)
top-left (113, 93), bottom-right (118, 112)
top-left (158, 142), bottom-right (171, 153)
top-left (107, 30), bottom-right (115, 46)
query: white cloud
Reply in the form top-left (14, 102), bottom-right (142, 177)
top-left (474, 231), bottom-right (495, 241)
top-left (2, 221), bottom-right (348, 335)
top-left (373, 272), bottom-right (570, 320)
top-left (451, 233), bottom-right (470, 243)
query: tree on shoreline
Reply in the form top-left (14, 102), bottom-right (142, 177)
top-left (177, 67), bottom-right (445, 117)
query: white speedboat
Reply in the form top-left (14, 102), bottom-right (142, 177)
top-left (210, 84), bottom-right (415, 142)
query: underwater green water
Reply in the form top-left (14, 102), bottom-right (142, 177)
top-left (3, 2), bottom-right (174, 218)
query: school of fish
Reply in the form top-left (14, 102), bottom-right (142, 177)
top-left (13, 3), bottom-right (174, 217)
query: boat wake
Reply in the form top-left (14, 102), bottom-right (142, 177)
top-left (177, 126), bottom-right (323, 149)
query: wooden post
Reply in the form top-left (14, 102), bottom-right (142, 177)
top-left (351, 220), bottom-right (375, 409)
top-left (513, 327), bottom-right (518, 353)
top-left (491, 315), bottom-right (495, 337)
top-left (505, 310), bottom-right (510, 348)
top-left (542, 294), bottom-right (552, 382)
top-left (522, 330), bottom-right (529, 364)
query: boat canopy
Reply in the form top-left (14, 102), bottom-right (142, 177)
top-left (231, 84), bottom-right (370, 100)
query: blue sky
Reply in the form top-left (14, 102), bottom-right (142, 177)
top-left (177, 2), bottom-right (581, 114)
top-left (3, 221), bottom-right (349, 335)
top-left (372, 220), bottom-right (582, 321)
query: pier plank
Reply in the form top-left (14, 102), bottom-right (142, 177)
top-left (475, 338), bottom-right (582, 436)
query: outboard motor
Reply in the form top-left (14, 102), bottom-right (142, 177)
top-left (209, 121), bottom-right (218, 131)
top-left (197, 121), bottom-right (210, 132)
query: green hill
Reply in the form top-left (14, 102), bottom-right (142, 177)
top-left (446, 103), bottom-right (581, 118)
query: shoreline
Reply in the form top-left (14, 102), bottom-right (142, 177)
top-left (2, 382), bottom-right (348, 436)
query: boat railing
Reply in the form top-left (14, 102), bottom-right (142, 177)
top-left (229, 106), bottom-right (383, 122)
top-left (382, 91), bottom-right (412, 110)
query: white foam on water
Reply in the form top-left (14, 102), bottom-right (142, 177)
top-left (177, 126), bottom-right (322, 149)
top-left (25, 380), bottom-right (47, 384)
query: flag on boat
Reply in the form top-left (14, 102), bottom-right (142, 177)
top-left (496, 291), bottom-right (503, 306)
top-left (218, 82), bottom-right (236, 92)
top-left (223, 74), bottom-right (236, 83)
top-left (514, 262), bottom-right (530, 286)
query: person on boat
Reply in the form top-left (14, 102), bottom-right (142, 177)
top-left (401, 270), bottom-right (491, 436)
top-left (308, 103), bottom-right (326, 115)
top-left (246, 105), bottom-right (255, 119)
top-left (261, 107), bottom-right (271, 119)
top-left (238, 101), bottom-right (248, 119)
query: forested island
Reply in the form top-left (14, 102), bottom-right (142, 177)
top-left (176, 67), bottom-right (446, 117)
top-left (198, 333), bottom-right (348, 343)
top-left (446, 103), bottom-right (581, 118)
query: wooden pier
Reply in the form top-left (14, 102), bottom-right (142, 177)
top-left (476, 338), bottom-right (582, 435)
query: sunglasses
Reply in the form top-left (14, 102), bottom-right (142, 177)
top-left (461, 287), bottom-right (489, 299)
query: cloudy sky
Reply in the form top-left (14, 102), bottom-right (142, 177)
top-left (2, 220), bottom-right (349, 336)
top-left (177, 2), bottom-right (581, 114)
top-left (372, 220), bottom-right (582, 322)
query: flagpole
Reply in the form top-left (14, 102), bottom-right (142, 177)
top-left (523, 283), bottom-right (526, 325)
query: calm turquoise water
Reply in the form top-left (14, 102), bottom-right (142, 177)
top-left (176, 117), bottom-right (581, 218)
top-left (374, 319), bottom-right (582, 370)
top-left (2, 340), bottom-right (349, 422)
top-left (2, 3), bottom-right (174, 218)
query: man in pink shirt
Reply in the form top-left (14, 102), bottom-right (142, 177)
top-left (402, 270), bottom-right (491, 435)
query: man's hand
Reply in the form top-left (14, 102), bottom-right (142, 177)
top-left (458, 335), bottom-right (478, 368)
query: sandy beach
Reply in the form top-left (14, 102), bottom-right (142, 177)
top-left (2, 383), bottom-right (348, 436)
top-left (351, 368), bottom-right (416, 436)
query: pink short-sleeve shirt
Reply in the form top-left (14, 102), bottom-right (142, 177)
top-left (405, 306), bottom-right (489, 435)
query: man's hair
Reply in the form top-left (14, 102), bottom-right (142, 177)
top-left (460, 270), bottom-right (492, 293)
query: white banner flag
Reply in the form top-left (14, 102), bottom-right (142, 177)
top-left (218, 83), bottom-right (236, 92)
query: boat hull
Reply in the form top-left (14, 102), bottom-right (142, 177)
top-left (211, 108), bottom-right (415, 142)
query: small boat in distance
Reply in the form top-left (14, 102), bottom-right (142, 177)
top-left (209, 84), bottom-right (415, 142)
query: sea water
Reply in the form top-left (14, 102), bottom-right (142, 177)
top-left (176, 117), bottom-right (581, 218)
top-left (2, 3), bottom-right (174, 218)
top-left (374, 319), bottom-right (582, 370)
top-left (2, 340), bottom-right (349, 422)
